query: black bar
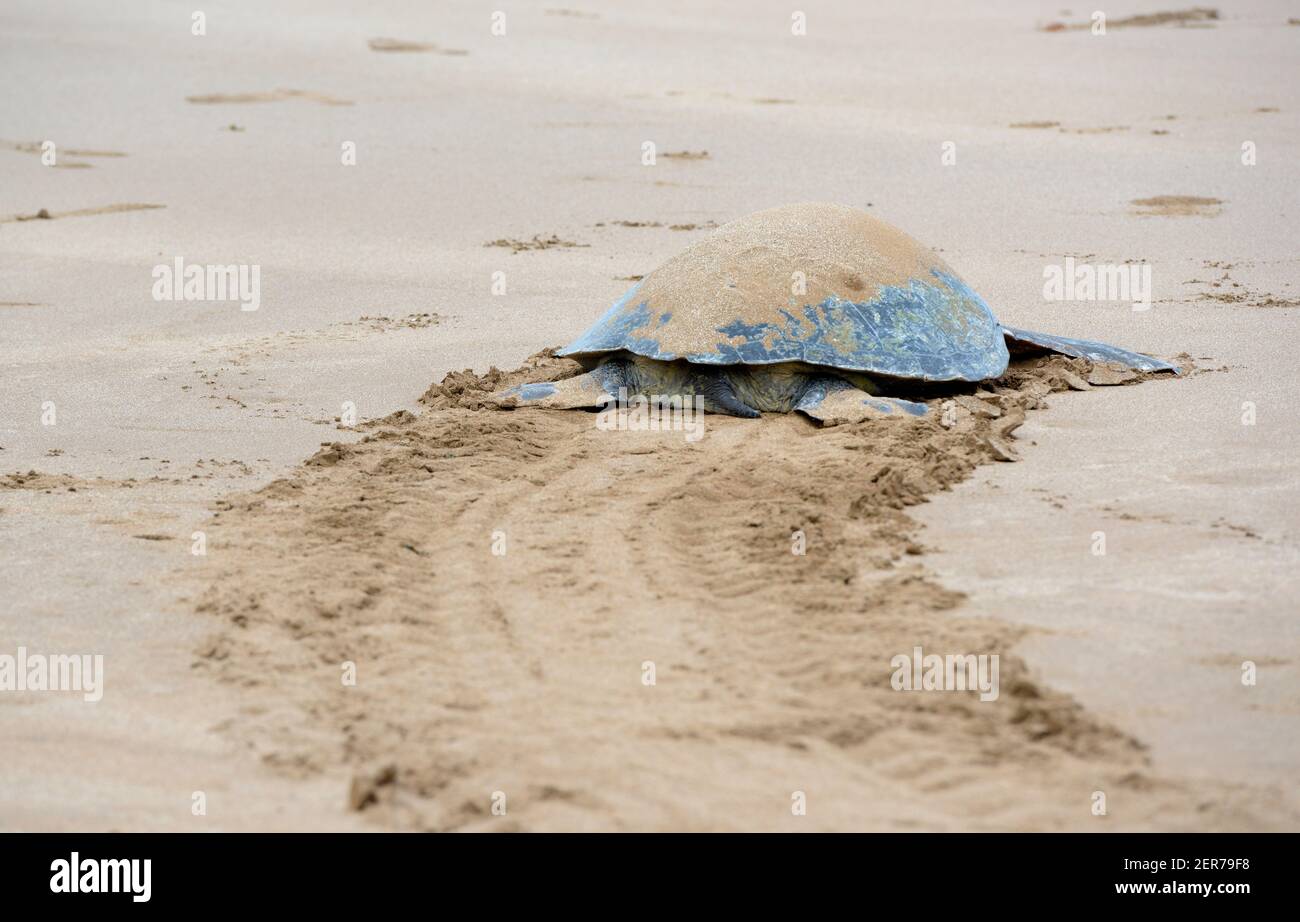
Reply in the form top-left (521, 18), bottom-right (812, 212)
top-left (0, 833), bottom-right (1281, 907)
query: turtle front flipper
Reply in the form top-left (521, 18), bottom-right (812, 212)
top-left (794, 377), bottom-right (928, 424)
top-left (490, 370), bottom-right (616, 410)
top-left (1002, 326), bottom-right (1180, 374)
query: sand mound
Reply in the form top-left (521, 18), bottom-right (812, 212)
top-left (187, 353), bottom-right (1283, 830)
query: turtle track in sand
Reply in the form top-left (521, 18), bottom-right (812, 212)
top-left (187, 352), bottom-right (1290, 830)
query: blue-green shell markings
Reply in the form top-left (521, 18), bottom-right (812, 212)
top-left (1002, 326), bottom-right (1179, 374)
top-left (558, 270), bottom-right (1009, 383)
top-left (495, 204), bottom-right (1178, 420)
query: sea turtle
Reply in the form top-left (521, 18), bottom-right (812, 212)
top-left (492, 202), bottom-right (1177, 422)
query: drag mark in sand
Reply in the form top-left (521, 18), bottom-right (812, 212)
top-left (1183, 260), bottom-right (1300, 308)
top-left (0, 471), bottom-right (163, 493)
top-left (1130, 195), bottom-right (1223, 217)
top-left (1042, 8), bottom-right (1218, 31)
top-left (597, 220), bottom-right (719, 232)
top-left (186, 89), bottom-right (354, 106)
top-left (0, 140), bottom-right (128, 169)
top-left (180, 351), bottom-right (1285, 831)
top-left (661, 90), bottom-right (795, 106)
top-left (207, 313), bottom-right (444, 364)
top-left (179, 314), bottom-right (443, 421)
top-left (484, 235), bottom-right (589, 254)
top-left (367, 37), bottom-right (468, 55)
top-left (1010, 122), bottom-right (1149, 134)
top-left (1, 203), bottom-right (164, 224)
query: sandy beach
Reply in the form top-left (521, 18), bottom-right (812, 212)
top-left (2, 1), bottom-right (1297, 831)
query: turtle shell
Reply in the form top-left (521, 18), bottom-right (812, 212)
top-left (558, 202), bottom-right (1009, 382)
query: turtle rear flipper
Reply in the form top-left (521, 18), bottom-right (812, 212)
top-left (1002, 326), bottom-right (1180, 374)
top-left (795, 377), bottom-right (927, 424)
top-left (490, 371), bottom-right (614, 410)
top-left (697, 374), bottom-right (760, 418)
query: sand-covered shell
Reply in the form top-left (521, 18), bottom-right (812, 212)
top-left (558, 202), bottom-right (1010, 382)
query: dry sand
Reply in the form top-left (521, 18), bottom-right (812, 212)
top-left (2, 0), bottom-right (1297, 830)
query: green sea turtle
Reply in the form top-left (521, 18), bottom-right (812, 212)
top-left (492, 202), bottom-right (1177, 421)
